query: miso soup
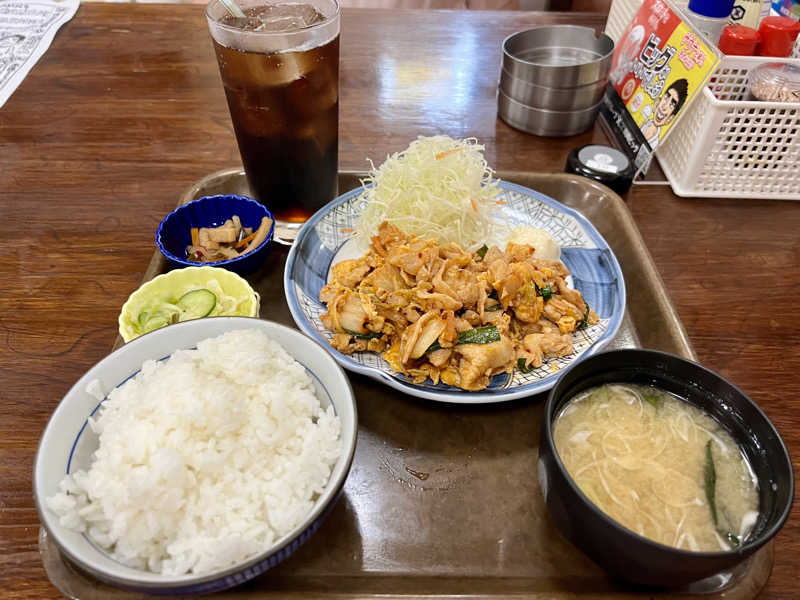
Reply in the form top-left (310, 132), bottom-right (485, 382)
top-left (553, 384), bottom-right (759, 552)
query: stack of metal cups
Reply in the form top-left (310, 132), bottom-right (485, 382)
top-left (498, 26), bottom-right (615, 137)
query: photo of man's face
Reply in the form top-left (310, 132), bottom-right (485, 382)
top-left (653, 88), bottom-right (680, 126)
top-left (638, 78), bottom-right (688, 151)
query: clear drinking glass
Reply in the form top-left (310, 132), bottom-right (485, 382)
top-left (206, 0), bottom-right (340, 243)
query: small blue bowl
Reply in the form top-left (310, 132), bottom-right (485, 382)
top-left (156, 195), bottom-right (275, 274)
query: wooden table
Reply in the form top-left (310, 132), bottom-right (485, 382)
top-left (1, 4), bottom-right (797, 598)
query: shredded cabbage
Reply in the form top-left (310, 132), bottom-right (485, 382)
top-left (355, 136), bottom-right (502, 250)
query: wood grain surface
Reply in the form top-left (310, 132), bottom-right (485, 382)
top-left (0, 4), bottom-right (796, 599)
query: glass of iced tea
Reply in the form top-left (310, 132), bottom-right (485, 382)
top-left (206, 0), bottom-right (340, 242)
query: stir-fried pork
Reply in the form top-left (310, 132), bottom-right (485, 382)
top-left (318, 222), bottom-right (599, 391)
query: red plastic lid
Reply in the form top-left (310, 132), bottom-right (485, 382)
top-left (719, 25), bottom-right (760, 56)
top-left (758, 16), bottom-right (800, 58)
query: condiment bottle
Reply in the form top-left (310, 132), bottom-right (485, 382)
top-left (687, 0), bottom-right (737, 44)
top-left (757, 16), bottom-right (800, 57)
top-left (718, 24), bottom-right (760, 55)
top-left (749, 62), bottom-right (800, 102)
top-left (727, 0), bottom-right (770, 30)
top-left (565, 145), bottom-right (635, 195)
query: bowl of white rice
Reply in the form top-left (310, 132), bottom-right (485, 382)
top-left (33, 317), bottom-right (357, 594)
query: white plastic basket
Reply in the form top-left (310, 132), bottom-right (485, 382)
top-left (606, 0), bottom-right (800, 200)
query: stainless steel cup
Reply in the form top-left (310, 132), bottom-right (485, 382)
top-left (498, 26), bottom-right (614, 137)
top-left (498, 89), bottom-right (603, 138)
top-left (499, 67), bottom-right (608, 111)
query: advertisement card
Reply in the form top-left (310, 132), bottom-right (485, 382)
top-left (600, 0), bottom-right (721, 175)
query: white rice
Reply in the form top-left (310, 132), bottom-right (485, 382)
top-left (46, 329), bottom-right (342, 576)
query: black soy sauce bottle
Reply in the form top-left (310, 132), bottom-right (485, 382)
top-left (565, 144), bottom-right (635, 195)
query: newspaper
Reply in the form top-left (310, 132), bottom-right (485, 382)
top-left (0, 0), bottom-right (78, 108)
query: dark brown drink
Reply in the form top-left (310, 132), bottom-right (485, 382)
top-left (209, 3), bottom-right (340, 224)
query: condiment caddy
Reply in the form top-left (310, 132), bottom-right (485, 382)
top-left (607, 0), bottom-right (800, 199)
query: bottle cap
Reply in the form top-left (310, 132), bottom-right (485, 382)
top-left (565, 145), bottom-right (635, 195)
top-left (757, 16), bottom-right (800, 58)
top-left (718, 25), bottom-right (760, 56)
top-left (687, 0), bottom-right (735, 18)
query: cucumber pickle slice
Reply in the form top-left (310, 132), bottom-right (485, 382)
top-left (177, 289), bottom-right (216, 322)
top-left (135, 288), bottom-right (217, 334)
top-left (141, 314), bottom-right (171, 334)
top-left (137, 309), bottom-right (172, 333)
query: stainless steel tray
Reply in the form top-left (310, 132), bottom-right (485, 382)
top-left (40, 169), bottom-right (773, 599)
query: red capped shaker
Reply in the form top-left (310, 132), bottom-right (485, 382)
top-left (757, 16), bottom-right (800, 58)
top-left (718, 25), bottom-right (760, 56)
